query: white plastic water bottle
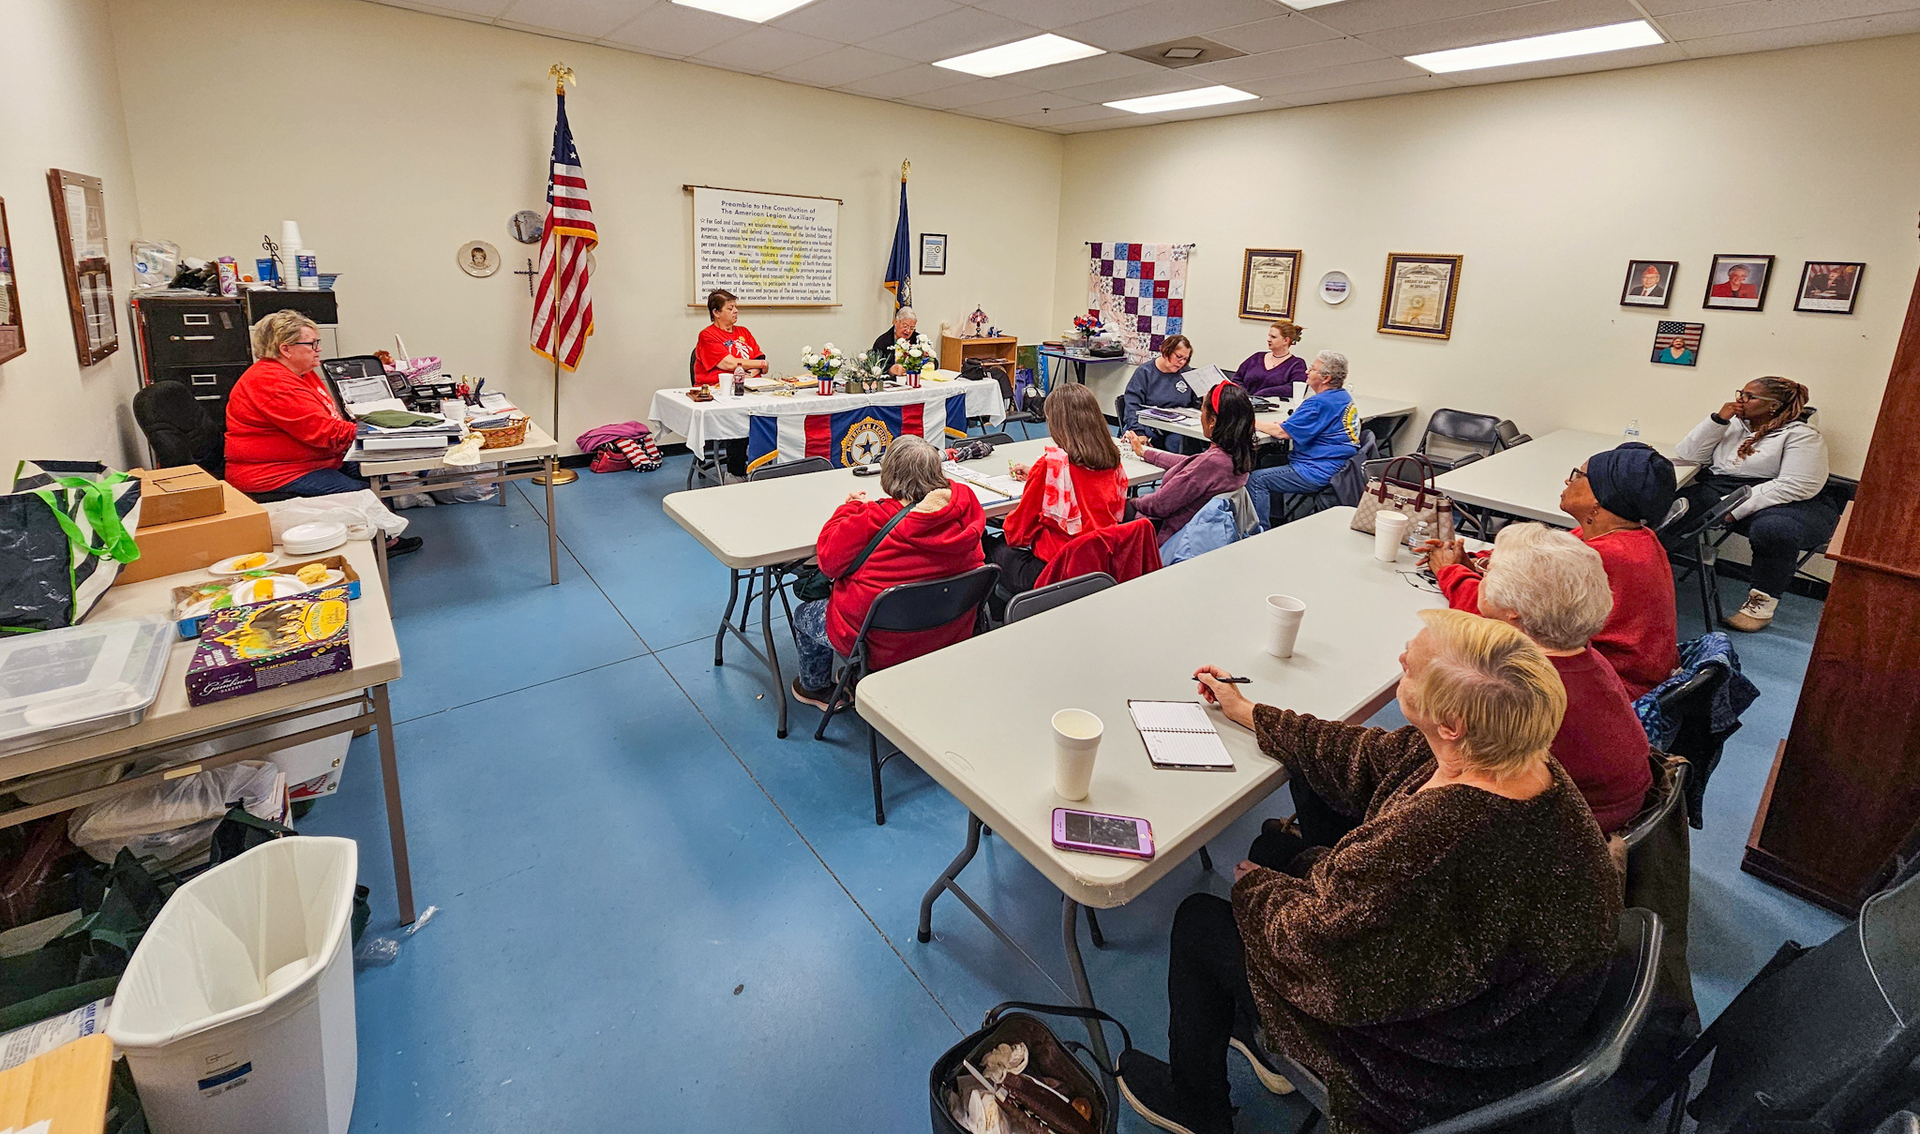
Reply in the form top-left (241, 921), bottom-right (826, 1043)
top-left (1624, 418), bottom-right (1641, 442)
top-left (1408, 519), bottom-right (1430, 549)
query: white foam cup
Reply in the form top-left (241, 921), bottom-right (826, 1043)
top-left (1265, 594), bottom-right (1307, 658)
top-left (1374, 512), bottom-right (1409, 562)
top-left (1051, 709), bottom-right (1103, 801)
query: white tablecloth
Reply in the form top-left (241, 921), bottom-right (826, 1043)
top-left (647, 373), bottom-right (1006, 449)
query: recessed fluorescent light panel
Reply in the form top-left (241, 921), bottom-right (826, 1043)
top-left (671, 0), bottom-right (817, 23)
top-left (1104, 85), bottom-right (1257, 114)
top-left (1406, 20), bottom-right (1664, 74)
top-left (934, 34), bottom-right (1103, 78)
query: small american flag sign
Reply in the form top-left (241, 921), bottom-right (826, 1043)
top-left (1651, 321), bottom-right (1703, 367)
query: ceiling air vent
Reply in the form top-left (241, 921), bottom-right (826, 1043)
top-left (1121, 37), bottom-right (1246, 69)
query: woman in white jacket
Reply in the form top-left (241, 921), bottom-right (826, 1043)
top-left (1674, 377), bottom-right (1836, 632)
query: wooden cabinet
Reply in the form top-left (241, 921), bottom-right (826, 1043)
top-left (940, 334), bottom-right (1016, 375)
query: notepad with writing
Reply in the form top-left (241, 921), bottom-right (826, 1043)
top-left (1129, 700), bottom-right (1235, 771)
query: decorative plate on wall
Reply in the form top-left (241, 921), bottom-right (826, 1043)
top-left (1319, 271), bottom-right (1351, 305)
top-left (459, 241), bottom-right (500, 277)
top-left (509, 210), bottom-right (543, 244)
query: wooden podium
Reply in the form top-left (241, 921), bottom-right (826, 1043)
top-left (1743, 242), bottom-right (1920, 915)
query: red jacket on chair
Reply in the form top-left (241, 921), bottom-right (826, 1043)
top-left (817, 484), bottom-right (987, 670)
top-left (1035, 518), bottom-right (1162, 588)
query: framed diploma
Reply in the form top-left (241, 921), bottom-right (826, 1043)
top-left (0, 200), bottom-right (23, 365)
top-left (920, 233), bottom-right (947, 275)
top-left (1378, 253), bottom-right (1462, 340)
top-left (46, 169), bottom-right (118, 366)
top-left (1238, 248), bottom-right (1300, 319)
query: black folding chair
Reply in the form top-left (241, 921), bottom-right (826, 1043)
top-left (1663, 485), bottom-right (1753, 632)
top-left (988, 363), bottom-right (1044, 438)
top-left (1004, 572), bottom-right (1114, 624)
top-left (1252, 909), bottom-right (1663, 1134)
top-left (970, 432), bottom-right (1017, 449)
top-left (1652, 661), bottom-right (1731, 827)
top-left (714, 457), bottom-right (832, 652)
top-left (685, 347), bottom-right (726, 490)
top-left (812, 565), bottom-right (1000, 825)
top-left (1494, 419), bottom-right (1532, 449)
top-left (1416, 408), bottom-right (1506, 472)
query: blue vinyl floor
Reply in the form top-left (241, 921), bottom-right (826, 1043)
top-left (303, 452), bottom-right (1845, 1133)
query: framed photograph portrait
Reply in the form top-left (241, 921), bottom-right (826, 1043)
top-left (919, 233), bottom-right (946, 275)
top-left (46, 169), bottom-right (118, 366)
top-left (1795, 261), bottom-right (1864, 314)
top-left (1378, 253), bottom-right (1462, 339)
top-left (1652, 321), bottom-right (1703, 367)
top-left (1702, 253), bottom-right (1774, 312)
top-left (1621, 259), bottom-right (1678, 308)
top-left (0, 200), bottom-right (23, 365)
top-left (1239, 248), bottom-right (1301, 319)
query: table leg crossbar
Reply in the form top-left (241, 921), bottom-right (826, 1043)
top-left (712, 565), bottom-right (794, 738)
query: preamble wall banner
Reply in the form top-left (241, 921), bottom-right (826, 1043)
top-left (691, 187), bottom-right (838, 306)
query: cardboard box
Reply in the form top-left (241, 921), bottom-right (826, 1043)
top-left (115, 483), bottom-right (273, 584)
top-left (186, 588), bottom-right (353, 705)
top-left (130, 466), bottom-right (226, 527)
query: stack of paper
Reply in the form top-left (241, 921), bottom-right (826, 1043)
top-left (942, 462), bottom-right (1022, 503)
top-left (350, 413), bottom-right (462, 460)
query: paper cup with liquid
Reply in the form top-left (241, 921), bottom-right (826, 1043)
top-left (1265, 594), bottom-right (1306, 658)
top-left (1374, 512), bottom-right (1409, 562)
top-left (1052, 709), bottom-right (1103, 801)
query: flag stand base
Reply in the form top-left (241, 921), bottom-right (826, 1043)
top-left (533, 467), bottom-right (578, 486)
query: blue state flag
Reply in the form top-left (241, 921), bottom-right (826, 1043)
top-left (884, 176), bottom-right (912, 310)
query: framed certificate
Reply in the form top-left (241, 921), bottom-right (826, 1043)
top-left (1238, 248), bottom-right (1300, 319)
top-left (1378, 253), bottom-right (1461, 340)
top-left (46, 169), bottom-right (118, 366)
top-left (0, 200), bottom-right (23, 365)
top-left (919, 233), bottom-right (947, 275)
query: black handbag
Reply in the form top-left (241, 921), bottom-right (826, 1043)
top-left (930, 1001), bottom-right (1132, 1134)
top-left (790, 502), bottom-right (914, 603)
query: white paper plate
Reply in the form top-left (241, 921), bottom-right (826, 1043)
top-left (208, 552), bottom-right (282, 575)
top-left (296, 569), bottom-right (347, 590)
top-left (281, 522), bottom-right (349, 555)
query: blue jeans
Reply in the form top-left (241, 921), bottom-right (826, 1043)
top-left (273, 466), bottom-right (369, 497)
top-left (1246, 463), bottom-right (1330, 529)
top-left (793, 599), bottom-right (836, 689)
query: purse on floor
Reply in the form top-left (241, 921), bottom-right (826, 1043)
top-left (1350, 454), bottom-right (1455, 541)
top-left (929, 1001), bottom-right (1132, 1134)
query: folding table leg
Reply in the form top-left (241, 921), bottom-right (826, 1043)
top-left (761, 567), bottom-right (787, 739)
top-left (371, 684), bottom-right (416, 925)
top-left (714, 569), bottom-right (743, 666)
top-left (918, 813), bottom-right (984, 942)
top-left (1062, 897), bottom-right (1111, 1066)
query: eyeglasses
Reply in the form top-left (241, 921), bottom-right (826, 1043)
top-left (1566, 468), bottom-right (1587, 484)
top-left (290, 340), bottom-right (323, 351)
top-left (1732, 390), bottom-right (1778, 404)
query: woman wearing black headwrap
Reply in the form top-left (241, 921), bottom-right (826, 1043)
top-left (1425, 441), bottom-right (1680, 698)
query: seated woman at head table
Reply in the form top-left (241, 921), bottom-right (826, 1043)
top-left (1672, 377), bottom-right (1836, 635)
top-left (1118, 335), bottom-right (1197, 452)
top-left (787, 436), bottom-right (985, 712)
top-left (693, 288), bottom-right (770, 481)
top-left (224, 310), bottom-right (424, 554)
top-left (1424, 441), bottom-right (1680, 699)
top-left (984, 384), bottom-right (1129, 599)
top-left (1116, 609), bottom-right (1621, 1134)
top-left (1243, 350), bottom-right (1361, 530)
top-left (1233, 319), bottom-right (1308, 399)
top-left (871, 307), bottom-right (919, 376)
top-left (1123, 381), bottom-right (1256, 545)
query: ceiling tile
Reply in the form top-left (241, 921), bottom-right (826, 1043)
top-left (1202, 12), bottom-right (1342, 53)
top-left (1357, 0), bottom-right (1647, 56)
top-left (498, 0), bottom-right (649, 37)
top-left (1179, 36), bottom-right (1390, 82)
top-left (494, 19), bottom-right (603, 42)
top-left (899, 76), bottom-right (1035, 107)
top-left (689, 24), bottom-right (842, 69)
top-left (1236, 55), bottom-right (1425, 92)
top-left (1057, 0), bottom-right (1299, 52)
top-left (768, 0), bottom-right (958, 43)
top-left (1055, 112), bottom-right (1173, 130)
top-left (1675, 5), bottom-right (1920, 52)
top-left (966, 0), bottom-right (1159, 26)
top-left (1297, 0), bottom-right (1551, 36)
top-left (857, 8), bottom-right (1045, 61)
top-left (1438, 39), bottom-right (1686, 80)
top-left (1283, 73), bottom-right (1457, 104)
top-left (998, 102), bottom-right (1136, 126)
top-left (379, 0), bottom-right (517, 18)
top-left (769, 44), bottom-right (916, 84)
top-left (962, 90), bottom-right (1093, 117)
top-left (602, 2), bottom-right (750, 56)
top-left (999, 52), bottom-right (1165, 92)
top-left (1052, 67), bottom-right (1211, 103)
top-left (1637, 0), bottom-right (1753, 14)
top-left (1659, 0), bottom-right (1920, 40)
top-left (833, 62), bottom-right (972, 96)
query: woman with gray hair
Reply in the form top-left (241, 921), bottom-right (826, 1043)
top-left (1243, 349), bottom-right (1362, 529)
top-left (871, 307), bottom-right (919, 375)
top-left (1476, 522), bottom-right (1651, 832)
top-left (789, 436), bottom-right (986, 710)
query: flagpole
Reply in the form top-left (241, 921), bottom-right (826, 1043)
top-left (536, 64), bottom-right (579, 487)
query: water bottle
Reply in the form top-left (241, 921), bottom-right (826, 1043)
top-left (1624, 418), bottom-right (1641, 442)
top-left (1408, 519), bottom-right (1430, 550)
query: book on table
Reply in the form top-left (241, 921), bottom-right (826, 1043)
top-left (941, 462), bottom-right (1021, 503)
top-left (1128, 700), bottom-right (1235, 770)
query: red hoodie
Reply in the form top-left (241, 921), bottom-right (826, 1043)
top-left (224, 359), bottom-right (358, 493)
top-left (817, 483), bottom-right (987, 670)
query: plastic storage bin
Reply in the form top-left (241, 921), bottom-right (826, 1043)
top-left (107, 837), bottom-right (359, 1134)
top-left (0, 616), bottom-right (173, 757)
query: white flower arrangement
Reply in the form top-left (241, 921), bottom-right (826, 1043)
top-left (800, 343), bottom-right (848, 381)
top-left (892, 332), bottom-right (935, 374)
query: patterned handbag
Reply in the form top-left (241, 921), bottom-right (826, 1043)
top-left (1350, 454), bottom-right (1456, 541)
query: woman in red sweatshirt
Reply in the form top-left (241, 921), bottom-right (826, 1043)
top-left (790, 436), bottom-right (987, 709)
top-left (987, 384), bottom-right (1129, 598)
top-left (1426, 442), bottom-right (1679, 698)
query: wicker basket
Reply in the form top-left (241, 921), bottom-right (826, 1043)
top-left (473, 416), bottom-right (529, 449)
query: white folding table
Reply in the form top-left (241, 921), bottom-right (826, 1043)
top-left (855, 506), bottom-right (1457, 1059)
top-left (1151, 392), bottom-right (1418, 453)
top-left (662, 437), bottom-right (1163, 738)
top-left (1433, 428), bottom-right (1697, 528)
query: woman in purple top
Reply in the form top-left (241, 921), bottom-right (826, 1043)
top-left (1124, 381), bottom-right (1258, 543)
top-left (1233, 320), bottom-right (1307, 399)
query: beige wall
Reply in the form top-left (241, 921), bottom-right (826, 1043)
top-left (1051, 34), bottom-right (1920, 478)
top-left (105, 0), bottom-right (1065, 452)
top-left (0, 0), bottom-right (146, 472)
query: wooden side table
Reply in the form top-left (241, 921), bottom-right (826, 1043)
top-left (939, 334), bottom-right (1016, 375)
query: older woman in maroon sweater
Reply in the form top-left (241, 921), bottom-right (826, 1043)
top-left (1123, 381), bottom-right (1256, 544)
top-left (1120, 610), bottom-right (1619, 1134)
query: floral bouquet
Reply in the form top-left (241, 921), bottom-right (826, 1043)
top-left (846, 349), bottom-right (891, 393)
top-left (892, 333), bottom-right (935, 376)
top-left (1072, 313), bottom-right (1103, 337)
top-left (801, 343), bottom-right (848, 382)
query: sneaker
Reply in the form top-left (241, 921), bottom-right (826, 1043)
top-left (385, 535), bottom-right (424, 557)
top-left (789, 677), bottom-right (846, 711)
top-left (1117, 1050), bottom-right (1232, 1134)
top-left (1229, 1028), bottom-right (1296, 1096)
top-left (1722, 589), bottom-right (1778, 633)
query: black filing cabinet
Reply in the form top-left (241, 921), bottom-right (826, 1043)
top-left (131, 294), bottom-right (252, 418)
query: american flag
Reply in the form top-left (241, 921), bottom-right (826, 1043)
top-left (1656, 321), bottom-right (1702, 349)
top-left (530, 92), bottom-right (596, 371)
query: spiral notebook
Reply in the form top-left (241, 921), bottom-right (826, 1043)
top-left (1128, 700), bottom-right (1235, 771)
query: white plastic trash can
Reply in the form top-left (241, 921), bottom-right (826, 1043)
top-left (107, 836), bottom-right (360, 1134)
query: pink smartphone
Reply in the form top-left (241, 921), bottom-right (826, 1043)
top-left (1052, 808), bottom-right (1155, 860)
